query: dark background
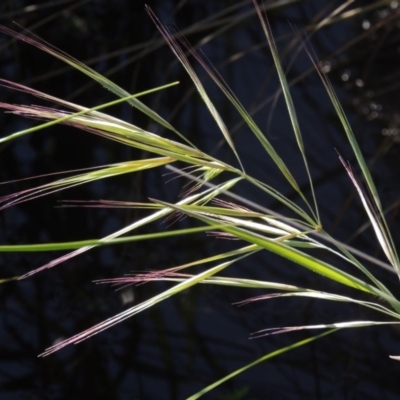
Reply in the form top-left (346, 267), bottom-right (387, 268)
top-left (1, 1), bottom-right (400, 399)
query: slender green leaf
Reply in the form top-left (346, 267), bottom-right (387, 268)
top-left (188, 329), bottom-right (337, 399)
top-left (253, 0), bottom-right (319, 223)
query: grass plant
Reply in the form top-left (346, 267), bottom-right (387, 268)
top-left (1, 1), bottom-right (400, 398)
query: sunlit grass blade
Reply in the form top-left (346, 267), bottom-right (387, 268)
top-left (146, 7), bottom-right (244, 171)
top-left (0, 100), bottom-right (203, 160)
top-left (251, 320), bottom-right (400, 338)
top-left (0, 78), bottom-right (179, 144)
top-left (39, 252), bottom-right (252, 356)
top-left (253, 0), bottom-right (319, 224)
top-left (237, 291), bottom-right (400, 320)
top-left (127, 273), bottom-right (400, 319)
top-left (97, 244), bottom-right (260, 288)
top-left (151, 199), bottom-right (392, 298)
top-left (302, 38), bottom-right (400, 275)
top-left (338, 154), bottom-right (400, 277)
top-left (0, 26), bottom-right (194, 147)
top-left (0, 157), bottom-right (173, 210)
top-left (149, 228), bottom-right (400, 316)
top-left (18, 177), bottom-right (242, 279)
top-left (187, 329), bottom-right (337, 400)
top-left (98, 273), bottom-right (302, 291)
top-left (307, 231), bottom-right (396, 299)
top-left (0, 225), bottom-right (229, 252)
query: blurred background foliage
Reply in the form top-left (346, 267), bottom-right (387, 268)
top-left (1, 0), bottom-right (400, 398)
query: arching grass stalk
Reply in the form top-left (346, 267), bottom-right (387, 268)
top-left (1, 1), bottom-right (400, 398)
